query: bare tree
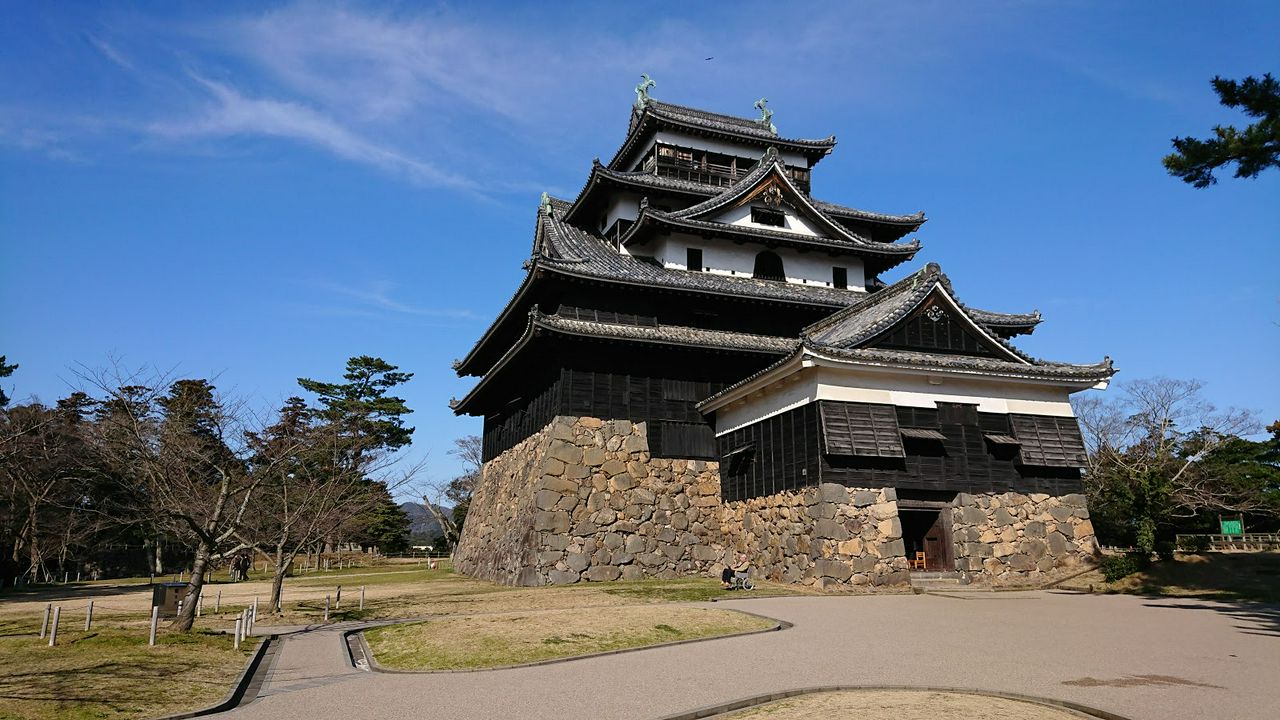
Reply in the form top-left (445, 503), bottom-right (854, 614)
top-left (1072, 377), bottom-right (1261, 551)
top-left (83, 366), bottom-right (283, 631)
top-left (420, 435), bottom-right (482, 547)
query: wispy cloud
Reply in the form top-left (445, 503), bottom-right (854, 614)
top-left (86, 34), bottom-right (135, 72)
top-left (307, 280), bottom-right (477, 321)
top-left (147, 74), bottom-right (480, 191)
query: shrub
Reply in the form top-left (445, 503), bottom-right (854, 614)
top-left (1155, 541), bottom-right (1176, 561)
top-left (1101, 553), bottom-right (1148, 582)
top-left (1177, 535), bottom-right (1211, 553)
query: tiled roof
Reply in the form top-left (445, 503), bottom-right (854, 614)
top-left (624, 208), bottom-right (921, 258)
top-left (811, 198), bottom-right (926, 228)
top-left (452, 309), bottom-right (794, 414)
top-left (609, 99), bottom-right (837, 170)
top-left (536, 312), bottom-right (797, 354)
top-left (808, 345), bottom-right (1115, 382)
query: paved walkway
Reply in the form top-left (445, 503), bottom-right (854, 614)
top-left (218, 591), bottom-right (1280, 720)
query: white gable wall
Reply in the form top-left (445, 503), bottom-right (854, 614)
top-left (715, 203), bottom-right (822, 237)
top-left (647, 232), bottom-right (866, 291)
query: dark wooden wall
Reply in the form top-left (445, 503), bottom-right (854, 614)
top-left (872, 303), bottom-right (997, 357)
top-left (717, 401), bottom-right (1085, 501)
top-left (480, 336), bottom-right (778, 462)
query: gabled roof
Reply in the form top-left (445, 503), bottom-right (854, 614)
top-left (614, 152), bottom-right (919, 268)
top-left (609, 99), bottom-right (837, 171)
top-left (697, 263), bottom-right (1116, 412)
top-left (802, 263), bottom-right (1034, 362)
top-left (563, 158), bottom-right (927, 242)
top-left (451, 309), bottom-right (794, 416)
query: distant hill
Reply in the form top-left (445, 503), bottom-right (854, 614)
top-left (400, 501), bottom-right (450, 540)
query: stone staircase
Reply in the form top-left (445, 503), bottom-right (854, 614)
top-left (909, 571), bottom-right (992, 594)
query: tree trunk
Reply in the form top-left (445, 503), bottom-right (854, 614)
top-left (268, 544), bottom-right (293, 613)
top-left (170, 542), bottom-right (210, 632)
top-left (153, 539), bottom-right (164, 575)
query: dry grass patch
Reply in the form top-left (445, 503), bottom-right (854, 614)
top-left (364, 605), bottom-right (774, 670)
top-left (722, 690), bottom-right (1087, 719)
top-left (0, 619), bottom-right (257, 720)
top-left (1057, 552), bottom-right (1280, 603)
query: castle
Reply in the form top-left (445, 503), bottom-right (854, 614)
top-left (451, 84), bottom-right (1112, 587)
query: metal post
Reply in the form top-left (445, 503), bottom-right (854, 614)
top-left (148, 606), bottom-right (159, 647)
top-left (40, 604), bottom-right (50, 639)
top-left (359, 586), bottom-right (365, 611)
top-left (252, 596), bottom-right (258, 621)
top-left (233, 616), bottom-right (242, 650)
top-left (48, 606), bottom-right (61, 646)
top-left (85, 600), bottom-right (94, 631)
top-left (323, 595), bottom-right (330, 622)
top-left (216, 590), bottom-right (221, 613)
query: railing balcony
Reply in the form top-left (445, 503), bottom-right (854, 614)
top-left (648, 156), bottom-right (811, 194)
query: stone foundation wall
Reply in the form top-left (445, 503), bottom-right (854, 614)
top-left (951, 491), bottom-right (1098, 584)
top-left (455, 416), bottom-right (727, 585)
top-left (456, 414), bottom-right (1099, 588)
top-left (721, 484), bottom-right (909, 587)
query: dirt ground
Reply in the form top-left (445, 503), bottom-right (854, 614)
top-left (720, 690), bottom-right (1094, 719)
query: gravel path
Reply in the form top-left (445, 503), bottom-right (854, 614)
top-left (217, 591), bottom-right (1280, 720)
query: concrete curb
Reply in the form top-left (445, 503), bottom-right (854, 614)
top-left (354, 608), bottom-right (792, 674)
top-left (653, 684), bottom-right (1133, 720)
top-left (155, 634), bottom-right (279, 719)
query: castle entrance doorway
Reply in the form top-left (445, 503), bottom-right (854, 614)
top-left (899, 508), bottom-right (951, 572)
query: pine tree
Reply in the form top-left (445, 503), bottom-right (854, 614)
top-left (1164, 73), bottom-right (1280, 187)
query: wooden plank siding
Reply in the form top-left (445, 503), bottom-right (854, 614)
top-left (717, 401), bottom-right (1086, 501)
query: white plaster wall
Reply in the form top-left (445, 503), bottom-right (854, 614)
top-left (604, 192), bottom-right (642, 232)
top-left (714, 365), bottom-right (1077, 436)
top-left (649, 233), bottom-right (866, 291)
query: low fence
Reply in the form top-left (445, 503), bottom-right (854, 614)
top-left (1175, 533), bottom-right (1280, 552)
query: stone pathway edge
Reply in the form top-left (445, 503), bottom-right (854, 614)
top-left (155, 633), bottom-right (280, 719)
top-left (653, 684), bottom-right (1135, 720)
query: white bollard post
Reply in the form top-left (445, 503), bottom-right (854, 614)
top-left (233, 616), bottom-right (242, 650)
top-left (324, 595), bottom-right (330, 622)
top-left (215, 590), bottom-right (221, 613)
top-left (149, 606), bottom-right (159, 647)
top-left (63, 572), bottom-right (68, 584)
top-left (359, 586), bottom-right (365, 611)
top-left (197, 593), bottom-right (202, 617)
top-left (76, 571), bottom-right (81, 583)
top-left (40, 604), bottom-right (51, 639)
top-left (252, 596), bottom-right (258, 621)
top-left (335, 586), bottom-right (341, 609)
top-left (85, 600), bottom-right (94, 631)
top-left (48, 606), bottom-right (61, 646)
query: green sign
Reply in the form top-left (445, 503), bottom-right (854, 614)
top-left (1220, 519), bottom-right (1243, 536)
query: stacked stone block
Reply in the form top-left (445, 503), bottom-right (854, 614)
top-left (950, 491), bottom-right (1097, 583)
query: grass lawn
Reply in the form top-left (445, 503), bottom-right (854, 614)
top-left (363, 605), bottom-right (775, 670)
top-left (1059, 552), bottom-right (1280, 603)
top-left (0, 619), bottom-right (257, 720)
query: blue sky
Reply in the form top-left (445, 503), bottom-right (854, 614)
top-left (2, 1), bottom-right (1277, 489)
